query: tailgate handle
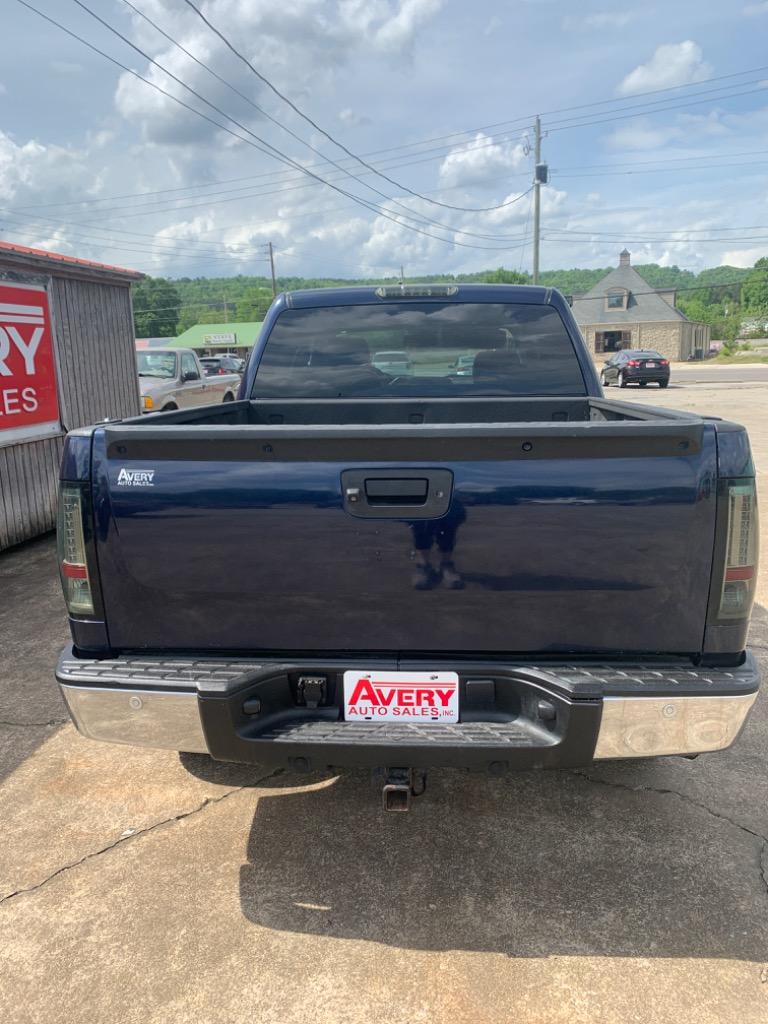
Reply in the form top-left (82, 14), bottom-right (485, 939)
top-left (364, 478), bottom-right (428, 505)
top-left (342, 469), bottom-right (453, 519)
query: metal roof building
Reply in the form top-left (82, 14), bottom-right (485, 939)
top-left (171, 321), bottom-right (263, 353)
top-left (0, 241), bottom-right (142, 550)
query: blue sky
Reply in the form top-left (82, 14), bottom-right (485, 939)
top-left (2, 0), bottom-right (768, 279)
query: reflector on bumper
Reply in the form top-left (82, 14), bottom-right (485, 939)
top-left (594, 692), bottom-right (757, 759)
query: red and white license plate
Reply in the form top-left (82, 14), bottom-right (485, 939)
top-left (646, 361), bottom-right (657, 367)
top-left (343, 671), bottom-right (459, 723)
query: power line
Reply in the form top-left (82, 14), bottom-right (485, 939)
top-left (116, 0), bottom-right (533, 237)
top-left (181, 0), bottom-right (533, 215)
top-left (543, 234), bottom-right (768, 244)
top-left (0, 222), bottom-right (272, 264)
top-left (0, 209), bottom-right (276, 258)
top-left (13, 130), bottom-right (533, 213)
top-left (18, 0), bottom-right (530, 254)
top-left (546, 83), bottom-right (768, 133)
top-left (555, 160), bottom-right (768, 179)
top-left (72, 0), bottom-right (532, 243)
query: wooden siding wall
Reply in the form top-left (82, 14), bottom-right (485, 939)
top-left (0, 273), bottom-right (140, 550)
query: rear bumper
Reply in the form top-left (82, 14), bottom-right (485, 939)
top-left (56, 649), bottom-right (760, 770)
top-left (624, 369), bottom-right (670, 383)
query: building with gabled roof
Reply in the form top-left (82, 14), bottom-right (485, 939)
top-left (571, 249), bottom-right (709, 362)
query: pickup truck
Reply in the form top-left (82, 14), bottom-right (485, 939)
top-left (57, 285), bottom-right (760, 810)
top-left (136, 347), bottom-right (239, 412)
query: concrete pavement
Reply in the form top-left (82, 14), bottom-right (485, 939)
top-left (1, 380), bottom-right (767, 1024)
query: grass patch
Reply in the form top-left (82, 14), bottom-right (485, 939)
top-left (711, 352), bottom-right (768, 364)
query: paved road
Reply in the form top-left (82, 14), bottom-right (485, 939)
top-left (668, 364), bottom-right (768, 385)
top-left (1, 384), bottom-right (767, 1024)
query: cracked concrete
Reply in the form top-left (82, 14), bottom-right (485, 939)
top-left (569, 769), bottom-right (768, 898)
top-left (0, 786), bottom-right (245, 907)
top-left (1, 379), bottom-right (768, 1023)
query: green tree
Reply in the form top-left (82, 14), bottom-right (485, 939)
top-left (481, 267), bottom-right (528, 284)
top-left (132, 277), bottom-right (181, 337)
top-left (741, 257), bottom-right (768, 310)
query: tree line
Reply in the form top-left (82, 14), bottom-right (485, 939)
top-left (132, 259), bottom-right (768, 342)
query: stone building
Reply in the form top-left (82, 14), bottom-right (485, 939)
top-left (571, 250), bottom-right (710, 362)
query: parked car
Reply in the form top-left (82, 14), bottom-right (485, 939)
top-left (600, 349), bottom-right (670, 388)
top-left (372, 350), bottom-right (411, 374)
top-left (136, 348), bottom-right (239, 412)
top-left (452, 354), bottom-right (475, 376)
top-left (59, 285), bottom-right (759, 811)
top-left (200, 354), bottom-right (244, 376)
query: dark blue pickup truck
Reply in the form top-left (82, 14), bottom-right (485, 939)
top-left (55, 285), bottom-right (760, 808)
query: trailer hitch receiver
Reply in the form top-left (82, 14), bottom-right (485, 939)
top-left (376, 767), bottom-right (427, 812)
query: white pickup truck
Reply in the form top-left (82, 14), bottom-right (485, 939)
top-left (136, 347), bottom-right (239, 413)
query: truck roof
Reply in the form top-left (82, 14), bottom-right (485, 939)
top-left (282, 283), bottom-right (557, 308)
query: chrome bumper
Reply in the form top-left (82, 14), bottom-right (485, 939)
top-left (60, 683), bottom-right (208, 754)
top-left (57, 649), bottom-right (760, 761)
top-left (593, 692), bottom-right (757, 758)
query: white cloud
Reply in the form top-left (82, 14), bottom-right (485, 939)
top-left (374, 0), bottom-right (443, 51)
top-left (438, 132), bottom-right (527, 189)
top-left (562, 11), bottom-right (638, 30)
top-left (0, 82), bottom-right (6, 96)
top-left (720, 246), bottom-right (768, 268)
top-left (338, 107), bottom-right (370, 126)
top-left (0, 131), bottom-right (95, 205)
top-left (743, 2), bottom-right (768, 14)
top-left (484, 15), bottom-right (502, 35)
top-left (604, 119), bottom-right (682, 150)
top-left (115, 0), bottom-right (444, 147)
top-left (618, 41), bottom-right (712, 97)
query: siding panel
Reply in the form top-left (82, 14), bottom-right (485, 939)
top-left (1, 266), bottom-right (139, 550)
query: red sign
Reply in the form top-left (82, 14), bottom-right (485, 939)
top-left (0, 282), bottom-right (59, 438)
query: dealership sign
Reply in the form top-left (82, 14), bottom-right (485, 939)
top-left (0, 282), bottom-right (60, 442)
top-left (203, 332), bottom-right (236, 345)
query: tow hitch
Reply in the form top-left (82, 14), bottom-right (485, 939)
top-left (375, 767), bottom-right (428, 812)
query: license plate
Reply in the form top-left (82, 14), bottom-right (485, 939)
top-left (343, 671), bottom-right (459, 723)
top-left (646, 361), bottom-right (657, 367)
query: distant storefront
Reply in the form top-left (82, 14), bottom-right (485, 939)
top-left (171, 321), bottom-right (263, 355)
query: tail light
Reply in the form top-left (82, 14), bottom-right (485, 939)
top-left (57, 486), bottom-right (94, 615)
top-left (218, 368), bottom-right (228, 375)
top-left (627, 360), bottom-right (640, 367)
top-left (718, 481), bottom-right (758, 618)
top-left (660, 359), bottom-right (669, 366)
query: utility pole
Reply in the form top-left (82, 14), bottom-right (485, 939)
top-left (532, 116), bottom-right (542, 285)
top-left (268, 242), bottom-right (277, 298)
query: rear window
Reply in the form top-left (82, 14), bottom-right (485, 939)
top-left (251, 302), bottom-right (586, 397)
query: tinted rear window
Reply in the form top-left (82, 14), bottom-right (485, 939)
top-left (251, 302), bottom-right (586, 398)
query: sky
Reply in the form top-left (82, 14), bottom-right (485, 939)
top-left (2, 0), bottom-right (768, 280)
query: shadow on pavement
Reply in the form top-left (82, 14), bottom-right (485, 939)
top-left (0, 535), bottom-right (69, 786)
top-left (229, 761), bottom-right (767, 959)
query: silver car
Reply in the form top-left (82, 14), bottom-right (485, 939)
top-left (372, 350), bottom-right (411, 375)
top-left (137, 348), bottom-right (239, 413)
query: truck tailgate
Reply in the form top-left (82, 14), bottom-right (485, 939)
top-left (91, 420), bottom-right (717, 655)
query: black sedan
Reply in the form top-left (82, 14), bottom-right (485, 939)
top-left (600, 350), bottom-right (670, 388)
top-left (200, 355), bottom-right (244, 377)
